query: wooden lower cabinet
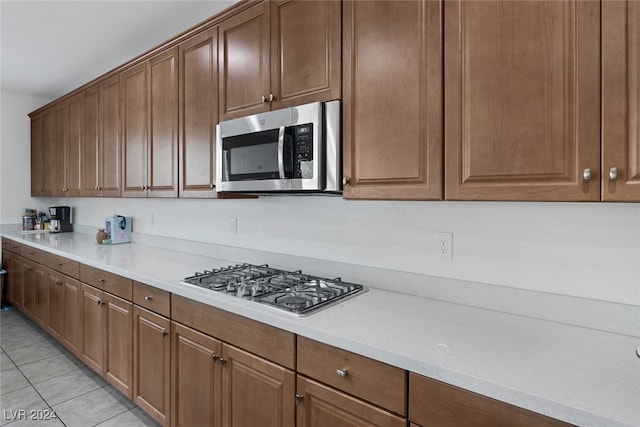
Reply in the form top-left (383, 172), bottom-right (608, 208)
top-left (221, 344), bottom-right (295, 427)
top-left (171, 321), bottom-right (295, 427)
top-left (104, 292), bottom-right (133, 399)
top-left (409, 373), bottom-right (571, 427)
top-left (80, 282), bottom-right (133, 400)
top-left (22, 259), bottom-right (46, 327)
top-left (3, 250), bottom-right (22, 309)
top-left (134, 306), bottom-right (171, 426)
top-left (171, 321), bottom-right (222, 427)
top-left (61, 277), bottom-right (81, 354)
top-left (46, 269), bottom-right (64, 342)
top-left (80, 283), bottom-right (106, 375)
top-left (296, 376), bottom-right (405, 427)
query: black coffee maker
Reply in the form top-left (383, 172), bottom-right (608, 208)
top-left (49, 206), bottom-right (73, 233)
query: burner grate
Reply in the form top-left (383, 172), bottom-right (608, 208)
top-left (180, 263), bottom-right (365, 315)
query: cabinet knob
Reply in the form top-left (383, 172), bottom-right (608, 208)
top-left (336, 368), bottom-right (348, 378)
top-left (210, 183), bottom-right (214, 190)
top-left (144, 295), bottom-right (153, 301)
top-left (212, 353), bottom-right (219, 362)
top-left (55, 280), bottom-right (62, 285)
top-left (295, 394), bottom-right (304, 406)
top-left (96, 299), bottom-right (102, 306)
top-left (218, 358), bottom-right (227, 366)
top-left (261, 95), bottom-right (267, 103)
top-left (97, 278), bottom-right (105, 283)
top-left (140, 185), bottom-right (145, 190)
top-left (342, 176), bottom-right (351, 187)
top-left (609, 167), bottom-right (618, 181)
top-left (582, 168), bottom-right (592, 182)
top-left (268, 93), bottom-right (275, 102)
top-left (162, 330), bottom-right (168, 337)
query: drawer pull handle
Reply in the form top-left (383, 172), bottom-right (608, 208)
top-left (144, 296), bottom-right (153, 301)
top-left (162, 330), bottom-right (168, 337)
top-left (212, 353), bottom-right (219, 362)
top-left (218, 358), bottom-right (227, 366)
top-left (97, 278), bottom-right (105, 283)
top-left (96, 299), bottom-right (101, 306)
top-left (55, 280), bottom-right (62, 285)
top-left (336, 369), bottom-right (348, 378)
top-left (57, 263), bottom-right (63, 267)
top-left (295, 394), bottom-right (304, 406)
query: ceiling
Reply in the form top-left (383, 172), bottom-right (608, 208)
top-left (1, 0), bottom-right (237, 100)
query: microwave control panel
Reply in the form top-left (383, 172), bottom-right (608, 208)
top-left (292, 123), bottom-right (314, 179)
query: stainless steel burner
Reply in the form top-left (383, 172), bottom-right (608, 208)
top-left (180, 263), bottom-right (366, 316)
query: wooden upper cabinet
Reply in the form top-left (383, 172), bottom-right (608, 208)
top-left (444, 0), bottom-right (601, 201)
top-left (179, 28), bottom-right (219, 198)
top-left (65, 92), bottom-right (84, 196)
top-left (101, 75), bottom-right (123, 196)
top-left (83, 84), bottom-right (100, 196)
top-left (31, 113), bottom-right (44, 196)
top-left (219, 0), bottom-right (341, 121)
top-left (219, 1), bottom-right (271, 121)
top-left (122, 47), bottom-right (178, 198)
top-left (148, 47), bottom-right (179, 197)
top-left (271, 0), bottom-right (341, 109)
top-left (602, 1), bottom-right (640, 201)
top-left (122, 62), bottom-right (149, 197)
top-left (342, 0), bottom-right (443, 200)
top-left (42, 107), bottom-right (57, 196)
top-left (54, 102), bottom-right (68, 196)
top-left (83, 76), bottom-right (123, 197)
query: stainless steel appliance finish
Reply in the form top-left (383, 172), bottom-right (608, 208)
top-left (180, 263), bottom-right (365, 316)
top-left (216, 101), bottom-right (341, 193)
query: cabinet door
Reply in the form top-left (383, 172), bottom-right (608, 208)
top-left (61, 276), bottom-right (81, 355)
top-left (22, 259), bottom-right (35, 319)
top-left (32, 265), bottom-right (47, 328)
top-left (122, 62), bottom-right (148, 197)
top-left (602, 1), bottom-right (640, 201)
top-left (101, 74), bottom-right (122, 197)
top-left (221, 344), bottom-right (295, 427)
top-left (7, 253), bottom-right (22, 309)
top-left (148, 47), bottom-right (179, 198)
top-left (219, 1), bottom-right (271, 121)
top-left (31, 114), bottom-right (44, 196)
top-left (42, 108), bottom-right (57, 197)
top-left (296, 376), bottom-right (406, 427)
top-left (104, 292), bottom-right (133, 399)
top-left (134, 306), bottom-right (170, 426)
top-left (171, 321), bottom-right (222, 427)
top-left (271, 0), bottom-right (341, 109)
top-left (46, 269), bottom-right (64, 341)
top-left (54, 102), bottom-right (68, 196)
top-left (66, 92), bottom-right (84, 196)
top-left (83, 84), bottom-right (100, 196)
top-left (80, 283), bottom-right (106, 375)
top-left (342, 0), bottom-right (443, 200)
top-left (179, 27), bottom-right (219, 198)
top-left (444, 0), bottom-right (600, 201)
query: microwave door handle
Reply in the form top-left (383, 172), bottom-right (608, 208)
top-left (277, 126), bottom-right (286, 179)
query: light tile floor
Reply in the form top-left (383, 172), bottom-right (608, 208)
top-left (0, 307), bottom-right (159, 426)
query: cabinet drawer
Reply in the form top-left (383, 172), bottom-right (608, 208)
top-left (21, 245), bottom-right (46, 264)
top-left (133, 281), bottom-right (170, 317)
top-left (9, 240), bottom-right (21, 253)
top-left (409, 373), bottom-right (572, 427)
top-left (171, 294), bottom-right (295, 369)
top-left (80, 264), bottom-right (132, 301)
top-left (45, 253), bottom-right (79, 278)
top-left (297, 336), bottom-right (406, 416)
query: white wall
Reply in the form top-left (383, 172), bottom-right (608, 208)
top-left (2, 92), bottom-right (639, 307)
top-left (0, 90), bottom-right (53, 222)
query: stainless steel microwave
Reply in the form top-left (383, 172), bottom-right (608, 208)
top-left (216, 101), bottom-right (341, 194)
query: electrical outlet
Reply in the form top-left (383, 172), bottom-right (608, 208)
top-left (436, 232), bottom-right (453, 261)
top-left (229, 217), bottom-right (237, 235)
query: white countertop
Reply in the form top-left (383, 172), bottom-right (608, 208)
top-left (2, 229), bottom-right (639, 427)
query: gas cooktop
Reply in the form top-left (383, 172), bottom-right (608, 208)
top-left (180, 263), bottom-right (366, 316)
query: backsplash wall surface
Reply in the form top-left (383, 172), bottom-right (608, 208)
top-left (54, 196), bottom-right (640, 306)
